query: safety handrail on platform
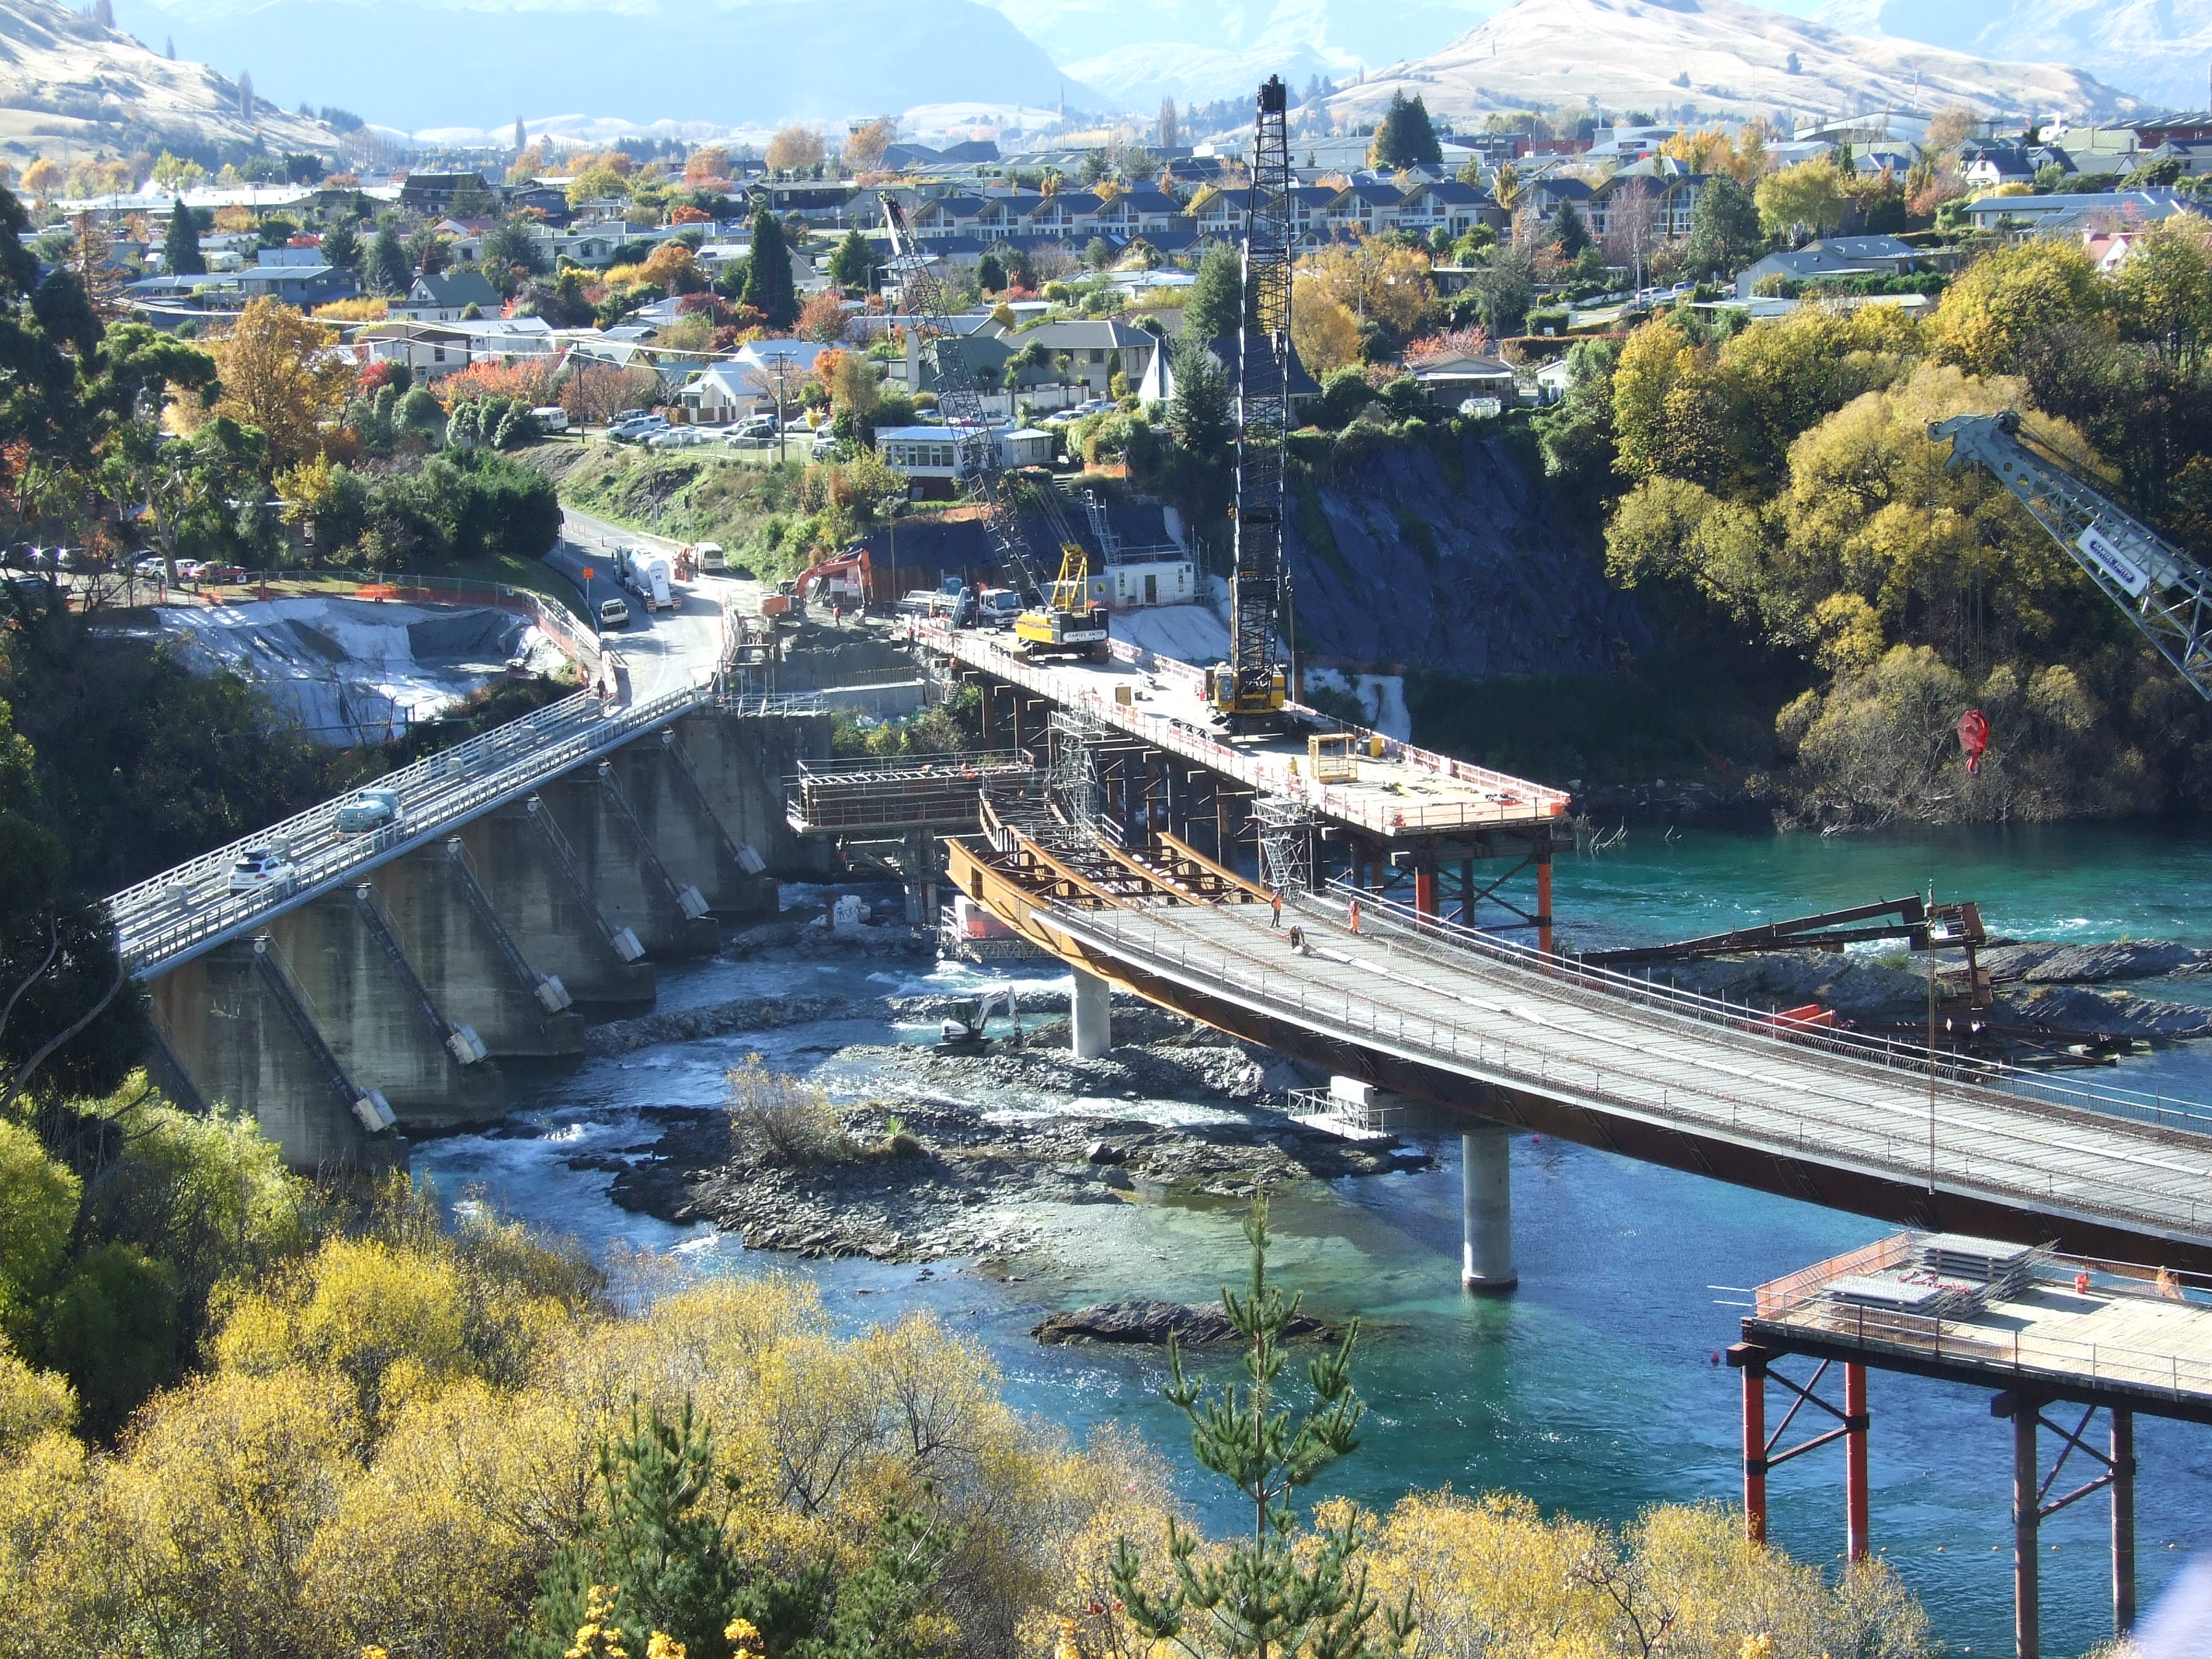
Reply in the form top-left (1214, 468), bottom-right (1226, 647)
top-left (1323, 878), bottom-right (2212, 1137)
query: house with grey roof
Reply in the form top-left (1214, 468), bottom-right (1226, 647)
top-left (390, 269), bottom-right (503, 322)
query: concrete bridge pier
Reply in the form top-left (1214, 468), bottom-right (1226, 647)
top-left (145, 937), bottom-right (399, 1172)
top-left (266, 888), bottom-right (506, 1133)
top-left (609, 732), bottom-right (777, 917)
top-left (1072, 966), bottom-right (1111, 1059)
top-left (1461, 1123), bottom-right (1517, 1292)
top-left (673, 707), bottom-right (835, 880)
top-left (367, 843), bottom-right (584, 1059)
top-left (541, 766), bottom-right (718, 959)
top-left (458, 802), bottom-right (656, 1010)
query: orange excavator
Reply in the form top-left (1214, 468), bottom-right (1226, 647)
top-left (760, 549), bottom-right (873, 620)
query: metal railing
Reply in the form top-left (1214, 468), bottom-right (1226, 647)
top-left (107, 674), bottom-right (836, 977)
top-left (1022, 894), bottom-right (2212, 1240)
top-left (1751, 1233), bottom-right (2212, 1403)
top-left (1325, 879), bottom-right (2212, 1137)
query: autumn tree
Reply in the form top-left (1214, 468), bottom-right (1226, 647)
top-left (844, 116), bottom-right (896, 173)
top-left (683, 144), bottom-right (730, 186)
top-left (19, 157), bottom-right (61, 203)
top-left (211, 298), bottom-right (353, 473)
top-left (796, 288), bottom-right (850, 343)
top-left (764, 124), bottom-right (825, 174)
top-left (1291, 287), bottom-right (1362, 375)
top-left (1755, 157), bottom-right (1845, 241)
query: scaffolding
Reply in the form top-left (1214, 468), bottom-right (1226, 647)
top-left (1255, 795), bottom-right (1313, 893)
top-left (786, 750), bottom-right (1040, 835)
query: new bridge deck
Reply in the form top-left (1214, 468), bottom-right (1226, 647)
top-left (917, 621), bottom-right (1570, 840)
top-left (951, 826), bottom-right (2212, 1271)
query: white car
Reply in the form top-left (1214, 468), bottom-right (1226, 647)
top-left (226, 847), bottom-right (297, 893)
top-left (649, 428), bottom-right (708, 449)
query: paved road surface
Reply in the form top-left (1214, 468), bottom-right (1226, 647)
top-left (556, 506), bottom-right (759, 700)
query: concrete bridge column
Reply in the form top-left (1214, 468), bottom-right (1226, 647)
top-left (1071, 966), bottom-right (1111, 1059)
top-left (1461, 1123), bottom-right (1516, 1292)
top-left (457, 802), bottom-right (656, 1010)
top-left (267, 887), bottom-right (506, 1132)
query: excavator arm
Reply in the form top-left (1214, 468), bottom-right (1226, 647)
top-left (1932, 411), bottom-right (2212, 699)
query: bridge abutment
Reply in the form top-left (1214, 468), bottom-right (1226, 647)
top-left (673, 708), bottom-right (835, 879)
top-left (1071, 966), bottom-right (1111, 1059)
top-left (1460, 1124), bottom-right (1517, 1292)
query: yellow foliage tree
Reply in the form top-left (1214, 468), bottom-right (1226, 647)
top-left (765, 125), bottom-right (826, 173)
top-left (19, 156), bottom-right (62, 202)
top-left (210, 298), bottom-right (354, 471)
top-left (1754, 158), bottom-right (1845, 239)
top-left (1291, 287), bottom-right (1362, 376)
top-left (1298, 239), bottom-right (1435, 339)
top-left (844, 117), bottom-right (897, 172)
top-left (1929, 238), bottom-right (2109, 381)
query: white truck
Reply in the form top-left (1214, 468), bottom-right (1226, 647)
top-left (614, 547), bottom-right (673, 611)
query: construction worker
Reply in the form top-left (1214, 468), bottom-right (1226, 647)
top-left (1288, 923), bottom-right (1307, 956)
top-left (1269, 889), bottom-right (1282, 929)
top-left (1348, 896), bottom-right (1362, 934)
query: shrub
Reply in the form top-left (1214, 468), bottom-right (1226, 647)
top-left (723, 1055), bottom-right (850, 1166)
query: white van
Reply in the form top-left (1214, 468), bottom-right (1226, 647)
top-left (530, 405), bottom-right (570, 433)
top-left (694, 541), bottom-right (725, 571)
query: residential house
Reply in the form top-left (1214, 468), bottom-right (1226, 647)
top-left (1516, 175), bottom-right (1595, 223)
top-left (1396, 180), bottom-right (1494, 238)
top-left (1959, 141), bottom-right (2036, 190)
top-left (1324, 181), bottom-right (1406, 238)
top-left (390, 270), bottom-right (503, 322)
top-left (992, 318), bottom-right (1159, 399)
top-left (1141, 332), bottom-right (1320, 409)
top-left (1089, 187), bottom-right (1181, 239)
top-left (238, 246), bottom-right (356, 306)
top-left (354, 315), bottom-right (554, 380)
top-left (502, 179), bottom-right (572, 222)
top-left (1404, 350), bottom-right (1518, 410)
top-left (534, 227), bottom-right (625, 270)
top-left (680, 337), bottom-right (847, 422)
top-left (874, 423), bottom-right (1051, 496)
top-left (1958, 187), bottom-right (2200, 235)
top-left (1734, 235), bottom-right (1923, 298)
top-left (398, 171), bottom-right (497, 214)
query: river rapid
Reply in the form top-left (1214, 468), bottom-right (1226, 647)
top-left (416, 826), bottom-right (2212, 1657)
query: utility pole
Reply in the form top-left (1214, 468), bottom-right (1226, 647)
top-left (763, 348), bottom-right (796, 465)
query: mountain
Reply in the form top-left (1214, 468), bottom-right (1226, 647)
top-left (1327, 0), bottom-right (2144, 127)
top-left (992, 0), bottom-right (1494, 109)
top-left (1817, 0), bottom-right (2212, 112)
top-left (0, 0), bottom-right (334, 162)
top-left (109, 0), bottom-right (1097, 134)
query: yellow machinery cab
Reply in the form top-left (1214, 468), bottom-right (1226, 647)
top-left (1014, 543), bottom-right (1111, 661)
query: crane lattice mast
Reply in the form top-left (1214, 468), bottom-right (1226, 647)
top-left (1210, 75), bottom-right (1292, 728)
top-left (1932, 412), bottom-right (2212, 700)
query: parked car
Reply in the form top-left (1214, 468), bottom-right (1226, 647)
top-left (335, 788), bottom-right (402, 833)
top-left (648, 427), bottom-right (708, 449)
top-left (226, 847), bottom-right (297, 892)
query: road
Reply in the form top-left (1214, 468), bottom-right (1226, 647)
top-left (555, 506), bottom-right (760, 701)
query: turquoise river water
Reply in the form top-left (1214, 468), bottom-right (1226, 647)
top-left (416, 823), bottom-right (2212, 1656)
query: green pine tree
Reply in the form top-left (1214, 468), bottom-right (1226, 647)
top-left (318, 217), bottom-right (361, 280)
top-left (1680, 173), bottom-right (1765, 281)
top-left (1111, 1196), bottom-right (1414, 1659)
top-left (739, 208), bottom-right (797, 328)
top-left (1550, 197), bottom-right (1591, 257)
top-left (826, 228), bottom-right (879, 292)
top-left (1181, 242), bottom-right (1243, 342)
top-left (161, 200), bottom-right (204, 276)
top-left (369, 224), bottom-right (412, 295)
top-left (1367, 90), bottom-right (1442, 172)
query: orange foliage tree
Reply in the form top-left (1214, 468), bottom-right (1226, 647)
top-left (433, 358), bottom-right (555, 409)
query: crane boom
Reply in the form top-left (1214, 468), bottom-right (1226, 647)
top-left (1207, 75), bottom-right (1292, 728)
top-left (1932, 411), bottom-right (2212, 700)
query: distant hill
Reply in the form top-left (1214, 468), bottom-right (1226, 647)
top-left (1327, 0), bottom-right (2144, 127)
top-left (111, 0), bottom-right (1099, 135)
top-left (0, 0), bottom-right (333, 164)
top-left (1818, 0), bottom-right (2212, 113)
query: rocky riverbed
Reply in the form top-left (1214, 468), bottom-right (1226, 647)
top-left (575, 1007), bottom-right (1427, 1268)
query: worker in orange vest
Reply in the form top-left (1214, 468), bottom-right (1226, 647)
top-left (1348, 896), bottom-right (1362, 934)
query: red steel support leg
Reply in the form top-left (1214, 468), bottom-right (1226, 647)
top-left (1743, 1354), bottom-right (1769, 1543)
top-left (1414, 866), bottom-right (1438, 920)
top-left (1536, 849), bottom-right (1554, 958)
top-left (1845, 1362), bottom-right (1871, 1562)
top-left (2015, 1403), bottom-right (2040, 1659)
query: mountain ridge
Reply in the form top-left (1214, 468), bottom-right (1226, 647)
top-left (1327, 0), bottom-right (2144, 127)
top-left (1816, 0), bottom-right (2212, 112)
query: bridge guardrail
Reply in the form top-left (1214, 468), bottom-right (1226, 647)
top-left (106, 675), bottom-right (741, 975)
top-left (1033, 899), bottom-right (2212, 1240)
top-left (1323, 879), bottom-right (2212, 1139)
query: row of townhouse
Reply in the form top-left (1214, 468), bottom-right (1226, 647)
top-left (1518, 166), bottom-right (1711, 241)
top-left (897, 176), bottom-right (1503, 249)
